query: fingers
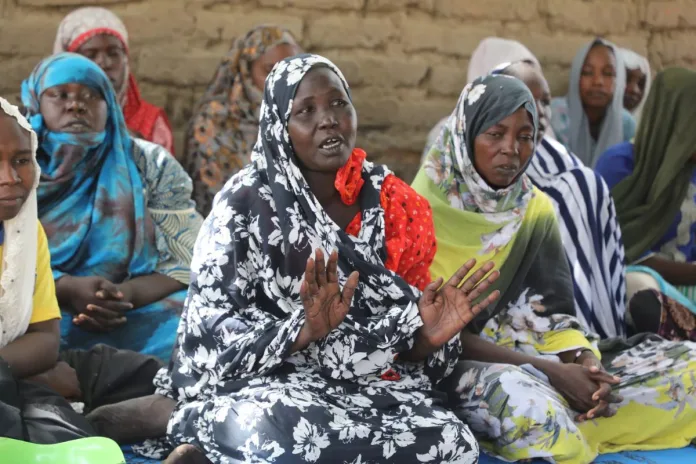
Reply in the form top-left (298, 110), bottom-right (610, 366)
top-left (586, 400), bottom-right (617, 420)
top-left (304, 256), bottom-right (319, 296)
top-left (314, 248), bottom-right (327, 287)
top-left (96, 279), bottom-right (123, 300)
top-left (421, 277), bottom-right (444, 307)
top-left (89, 299), bottom-right (133, 313)
top-left (586, 367), bottom-right (621, 385)
top-left (592, 382), bottom-right (613, 402)
top-left (459, 261), bottom-right (496, 294)
top-left (469, 290), bottom-right (501, 316)
top-left (340, 271), bottom-right (360, 307)
top-left (465, 271), bottom-right (500, 301)
top-left (73, 313), bottom-right (126, 332)
top-left (85, 304), bottom-right (128, 320)
top-left (445, 259), bottom-right (476, 288)
top-left (326, 249), bottom-right (339, 285)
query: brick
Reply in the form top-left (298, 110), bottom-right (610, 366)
top-left (607, 34), bottom-right (650, 58)
top-left (435, 0), bottom-right (539, 21)
top-left (136, 52), bottom-right (223, 87)
top-left (644, 1), bottom-right (696, 29)
top-left (332, 54), bottom-right (428, 88)
top-left (17, 0), bottom-right (125, 4)
top-left (401, 19), bottom-right (498, 57)
top-left (194, 10), bottom-right (304, 43)
top-left (307, 15), bottom-right (397, 49)
top-left (395, 97), bottom-right (456, 129)
top-left (517, 33), bottom-right (590, 65)
top-left (259, 0), bottom-right (363, 10)
top-left (428, 63), bottom-right (469, 96)
top-left (351, 88), bottom-right (401, 127)
top-left (651, 31), bottom-right (696, 66)
top-left (544, 0), bottom-right (632, 35)
top-left (0, 15), bottom-right (56, 55)
top-left (116, 2), bottom-right (196, 45)
top-left (0, 56), bottom-right (43, 93)
top-left (366, 0), bottom-right (435, 13)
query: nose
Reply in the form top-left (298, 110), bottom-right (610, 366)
top-left (318, 108), bottom-right (338, 130)
top-left (0, 162), bottom-right (20, 186)
top-left (501, 134), bottom-right (519, 156)
top-left (66, 97), bottom-right (87, 114)
top-left (92, 51), bottom-right (113, 70)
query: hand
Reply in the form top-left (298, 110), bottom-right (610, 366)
top-left (30, 362), bottom-right (82, 400)
top-left (59, 276), bottom-right (132, 332)
top-left (575, 353), bottom-right (624, 421)
top-left (415, 259), bottom-right (500, 352)
top-left (544, 360), bottom-right (621, 420)
top-left (299, 249), bottom-right (359, 345)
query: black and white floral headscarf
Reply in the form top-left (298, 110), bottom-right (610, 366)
top-left (163, 54), bottom-right (457, 399)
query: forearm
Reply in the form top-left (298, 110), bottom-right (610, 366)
top-left (0, 321), bottom-right (60, 379)
top-left (123, 273), bottom-right (186, 309)
top-left (400, 331), bottom-right (437, 362)
top-left (642, 256), bottom-right (696, 286)
top-left (54, 274), bottom-right (75, 308)
top-left (460, 331), bottom-right (558, 373)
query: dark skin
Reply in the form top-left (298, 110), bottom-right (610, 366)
top-left (287, 67), bottom-right (501, 358)
top-left (503, 62), bottom-right (552, 144)
top-left (624, 68), bottom-right (647, 112)
top-left (467, 108), bottom-right (622, 420)
top-left (0, 114), bottom-right (61, 380)
top-left (40, 82), bottom-right (185, 332)
top-left (579, 44), bottom-right (617, 140)
top-left (250, 43), bottom-right (302, 91)
top-left (75, 34), bottom-right (128, 96)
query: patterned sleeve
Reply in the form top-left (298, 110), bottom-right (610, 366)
top-left (380, 175), bottom-right (436, 291)
top-left (134, 139), bottom-right (204, 285)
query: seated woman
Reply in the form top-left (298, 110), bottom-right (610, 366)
top-left (21, 53), bottom-right (203, 360)
top-left (551, 39), bottom-right (636, 167)
top-left (0, 96), bottom-right (93, 443)
top-left (414, 74), bottom-right (696, 463)
top-left (54, 7), bottom-right (175, 153)
top-left (132, 54), bottom-right (501, 463)
top-left (620, 48), bottom-right (651, 122)
top-left (184, 25), bottom-right (301, 215)
top-left (596, 68), bottom-right (696, 335)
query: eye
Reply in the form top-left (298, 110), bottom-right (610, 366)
top-left (14, 157), bottom-right (31, 166)
top-left (487, 132), bottom-right (503, 139)
top-left (331, 99), bottom-right (348, 107)
top-left (296, 105), bottom-right (312, 115)
top-left (519, 134), bottom-right (534, 142)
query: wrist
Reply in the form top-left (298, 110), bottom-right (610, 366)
top-left (55, 275), bottom-right (76, 306)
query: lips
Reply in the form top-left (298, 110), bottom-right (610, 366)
top-left (318, 134), bottom-right (344, 151)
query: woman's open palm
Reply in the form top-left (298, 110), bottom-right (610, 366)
top-left (300, 249), bottom-right (359, 343)
top-left (417, 259), bottom-right (500, 350)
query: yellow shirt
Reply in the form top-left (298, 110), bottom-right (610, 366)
top-left (0, 221), bottom-right (61, 325)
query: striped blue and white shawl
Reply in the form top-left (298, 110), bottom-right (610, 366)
top-left (527, 135), bottom-right (627, 338)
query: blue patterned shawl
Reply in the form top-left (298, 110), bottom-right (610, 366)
top-left (21, 53), bottom-right (157, 282)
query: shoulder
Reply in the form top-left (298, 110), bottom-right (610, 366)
top-left (550, 96), bottom-right (568, 113)
top-left (621, 108), bottom-right (637, 137)
top-left (594, 142), bottom-right (635, 188)
top-left (382, 175), bottom-right (432, 210)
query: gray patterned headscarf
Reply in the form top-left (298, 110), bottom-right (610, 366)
top-left (566, 38), bottom-right (627, 167)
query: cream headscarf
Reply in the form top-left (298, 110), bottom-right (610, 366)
top-left (619, 48), bottom-right (652, 123)
top-left (467, 37), bottom-right (541, 83)
top-left (0, 98), bottom-right (40, 349)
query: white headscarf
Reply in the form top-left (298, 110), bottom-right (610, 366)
top-left (619, 48), bottom-right (652, 122)
top-left (0, 98), bottom-right (40, 349)
top-left (467, 37), bottom-right (540, 83)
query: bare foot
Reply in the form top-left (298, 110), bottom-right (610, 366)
top-left (163, 444), bottom-right (212, 464)
top-left (85, 394), bottom-right (175, 443)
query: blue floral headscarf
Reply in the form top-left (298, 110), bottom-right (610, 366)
top-left (21, 53), bottom-right (157, 281)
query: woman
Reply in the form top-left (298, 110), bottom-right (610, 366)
top-left (53, 7), bottom-right (175, 153)
top-left (551, 38), bottom-right (636, 167)
top-left (596, 68), bottom-right (696, 329)
top-left (620, 48), bottom-right (651, 122)
top-left (21, 53), bottom-right (203, 360)
top-left (498, 61), bottom-right (627, 338)
top-left (133, 54), bottom-right (502, 463)
top-left (421, 37), bottom-right (541, 162)
top-left (184, 25), bottom-right (301, 215)
top-left (0, 96), bottom-right (94, 443)
top-left (414, 74), bottom-right (696, 463)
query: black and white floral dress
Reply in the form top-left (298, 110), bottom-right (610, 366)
top-left (138, 54), bottom-right (479, 463)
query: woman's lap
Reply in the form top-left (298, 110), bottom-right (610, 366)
top-left (59, 289), bottom-right (187, 361)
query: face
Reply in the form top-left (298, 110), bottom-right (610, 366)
top-left (39, 83), bottom-right (108, 133)
top-left (473, 107), bottom-right (536, 189)
top-left (624, 68), bottom-right (647, 112)
top-left (513, 66), bottom-right (551, 144)
top-left (288, 67), bottom-right (357, 173)
top-left (0, 115), bottom-right (35, 220)
top-left (75, 34), bottom-right (128, 95)
top-left (579, 45), bottom-right (617, 109)
top-left (251, 43), bottom-right (302, 91)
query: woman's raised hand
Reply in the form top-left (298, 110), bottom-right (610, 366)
top-left (414, 259), bottom-right (500, 355)
top-left (296, 249), bottom-right (359, 349)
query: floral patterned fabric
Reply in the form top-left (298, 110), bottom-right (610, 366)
top-left (184, 25), bottom-right (298, 215)
top-left (135, 54), bottom-right (478, 463)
